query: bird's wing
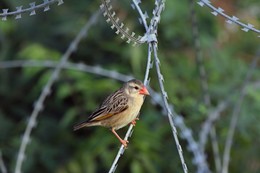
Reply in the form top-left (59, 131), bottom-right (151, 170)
top-left (87, 90), bottom-right (129, 122)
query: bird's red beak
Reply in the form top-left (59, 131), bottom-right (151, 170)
top-left (139, 86), bottom-right (150, 95)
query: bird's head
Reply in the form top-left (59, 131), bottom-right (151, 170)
top-left (124, 79), bottom-right (150, 97)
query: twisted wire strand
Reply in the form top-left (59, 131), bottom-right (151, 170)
top-left (13, 11), bottom-right (100, 173)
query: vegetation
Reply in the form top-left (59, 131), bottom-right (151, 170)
top-left (0, 0), bottom-right (260, 173)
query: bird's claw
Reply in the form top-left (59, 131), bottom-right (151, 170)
top-left (120, 139), bottom-right (129, 148)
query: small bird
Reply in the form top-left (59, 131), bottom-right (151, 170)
top-left (73, 79), bottom-right (149, 147)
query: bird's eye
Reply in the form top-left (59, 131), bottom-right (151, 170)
top-left (134, 86), bottom-right (139, 90)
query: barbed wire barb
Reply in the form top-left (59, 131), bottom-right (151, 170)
top-left (100, 0), bottom-right (144, 45)
top-left (0, 0), bottom-right (63, 21)
top-left (131, 0), bottom-right (149, 31)
top-left (197, 0), bottom-right (260, 37)
top-left (13, 11), bottom-right (100, 173)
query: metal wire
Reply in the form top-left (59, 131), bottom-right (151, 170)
top-left (13, 11), bottom-right (100, 173)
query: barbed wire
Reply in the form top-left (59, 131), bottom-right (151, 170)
top-left (13, 11), bottom-right (100, 173)
top-left (199, 99), bottom-right (229, 151)
top-left (0, 0), bottom-right (63, 21)
top-left (1, 0), bottom-right (259, 172)
top-left (0, 150), bottom-right (7, 173)
top-left (197, 0), bottom-right (260, 37)
top-left (106, 0), bottom-right (188, 172)
top-left (222, 53), bottom-right (260, 173)
top-left (147, 4), bottom-right (189, 172)
top-left (0, 60), bottom-right (132, 82)
top-left (131, 0), bottom-right (149, 31)
top-left (146, 53), bottom-right (210, 172)
top-left (199, 81), bottom-right (260, 152)
top-left (107, 0), bottom-right (154, 172)
top-left (0, 59), bottom-right (203, 173)
top-left (153, 44), bottom-right (188, 173)
top-left (100, 0), bottom-right (145, 45)
top-left (190, 1), bottom-right (219, 172)
top-left (199, 50), bottom-right (260, 153)
top-left (194, 2), bottom-right (260, 172)
top-left (107, 45), bottom-right (152, 173)
top-left (0, 0), bottom-right (202, 171)
top-left (190, 0), bottom-right (211, 106)
top-left (2, 58), bottom-right (260, 173)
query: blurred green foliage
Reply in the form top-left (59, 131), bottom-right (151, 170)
top-left (0, 0), bottom-right (260, 173)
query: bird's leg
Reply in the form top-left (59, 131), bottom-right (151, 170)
top-left (131, 118), bottom-right (139, 126)
top-left (111, 128), bottom-right (129, 148)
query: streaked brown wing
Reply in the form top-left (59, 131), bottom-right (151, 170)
top-left (87, 90), bottom-right (128, 122)
top-left (101, 89), bottom-right (124, 107)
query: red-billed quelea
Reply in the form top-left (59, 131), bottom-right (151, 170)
top-left (73, 79), bottom-right (150, 147)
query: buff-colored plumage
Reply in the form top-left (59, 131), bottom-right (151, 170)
top-left (73, 79), bottom-right (149, 147)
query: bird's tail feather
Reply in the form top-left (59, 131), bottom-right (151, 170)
top-left (73, 121), bottom-right (90, 131)
top-left (73, 120), bottom-right (100, 131)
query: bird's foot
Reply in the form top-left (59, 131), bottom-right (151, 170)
top-left (120, 139), bottom-right (129, 148)
top-left (131, 118), bottom-right (139, 126)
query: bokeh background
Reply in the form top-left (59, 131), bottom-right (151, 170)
top-left (0, 0), bottom-right (260, 172)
